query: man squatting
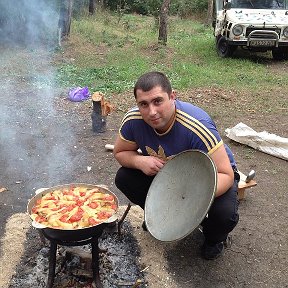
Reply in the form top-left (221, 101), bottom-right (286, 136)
top-left (113, 71), bottom-right (240, 260)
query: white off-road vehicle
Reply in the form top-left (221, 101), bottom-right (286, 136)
top-left (214, 0), bottom-right (288, 59)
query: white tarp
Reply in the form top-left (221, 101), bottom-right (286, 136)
top-left (225, 122), bottom-right (288, 161)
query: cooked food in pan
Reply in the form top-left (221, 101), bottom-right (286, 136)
top-left (30, 186), bottom-right (117, 229)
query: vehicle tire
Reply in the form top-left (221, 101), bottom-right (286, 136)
top-left (272, 48), bottom-right (288, 60)
top-left (216, 36), bottom-right (236, 58)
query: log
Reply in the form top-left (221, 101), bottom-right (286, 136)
top-left (91, 92), bottom-right (106, 133)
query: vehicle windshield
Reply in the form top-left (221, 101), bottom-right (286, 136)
top-left (231, 0), bottom-right (287, 9)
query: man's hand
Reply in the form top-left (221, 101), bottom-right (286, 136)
top-left (137, 156), bottom-right (165, 176)
top-left (113, 135), bottom-right (165, 176)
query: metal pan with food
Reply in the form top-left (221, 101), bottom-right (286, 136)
top-left (27, 183), bottom-right (119, 241)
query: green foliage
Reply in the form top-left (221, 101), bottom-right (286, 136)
top-left (191, 0), bottom-right (209, 12)
top-left (78, 0), bottom-right (209, 16)
top-left (169, 0), bottom-right (209, 18)
top-left (103, 0), bottom-right (161, 15)
top-left (55, 12), bottom-right (288, 100)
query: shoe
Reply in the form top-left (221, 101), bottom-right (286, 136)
top-left (142, 221), bottom-right (148, 231)
top-left (201, 241), bottom-right (224, 260)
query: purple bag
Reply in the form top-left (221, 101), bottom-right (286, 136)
top-left (68, 87), bottom-right (90, 102)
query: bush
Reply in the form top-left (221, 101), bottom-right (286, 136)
top-left (172, 0), bottom-right (209, 18)
top-left (102, 0), bottom-right (208, 17)
top-left (65, 0), bottom-right (208, 18)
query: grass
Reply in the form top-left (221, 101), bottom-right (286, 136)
top-left (55, 12), bottom-right (288, 99)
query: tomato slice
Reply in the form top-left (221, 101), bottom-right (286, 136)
top-left (69, 207), bottom-right (84, 223)
top-left (45, 196), bottom-right (56, 201)
top-left (31, 207), bottom-right (38, 213)
top-left (63, 190), bottom-right (73, 196)
top-left (70, 213), bottom-right (83, 223)
top-left (78, 207), bottom-right (84, 214)
top-left (67, 204), bottom-right (76, 211)
top-left (59, 214), bottom-right (69, 223)
top-left (103, 195), bottom-right (114, 201)
top-left (88, 202), bottom-right (99, 209)
top-left (97, 211), bottom-right (112, 220)
top-left (88, 217), bottom-right (100, 226)
top-left (35, 216), bottom-right (46, 223)
top-left (60, 207), bottom-right (68, 214)
top-left (51, 207), bottom-right (60, 211)
top-left (76, 199), bottom-right (84, 207)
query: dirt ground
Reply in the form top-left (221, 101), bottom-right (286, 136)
top-left (0, 44), bottom-right (287, 288)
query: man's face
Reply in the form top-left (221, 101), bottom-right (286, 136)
top-left (136, 86), bottom-right (176, 133)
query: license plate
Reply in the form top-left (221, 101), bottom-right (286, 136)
top-left (249, 40), bottom-right (275, 47)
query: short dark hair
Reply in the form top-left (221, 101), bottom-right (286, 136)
top-left (133, 71), bottom-right (172, 98)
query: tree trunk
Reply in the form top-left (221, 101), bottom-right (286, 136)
top-left (206, 0), bottom-right (214, 26)
top-left (158, 0), bottom-right (171, 45)
top-left (89, 0), bottom-right (96, 15)
top-left (58, 0), bottom-right (73, 38)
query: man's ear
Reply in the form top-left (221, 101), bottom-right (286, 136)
top-left (170, 90), bottom-right (177, 100)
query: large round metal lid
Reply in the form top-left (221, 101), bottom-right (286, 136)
top-left (144, 150), bottom-right (217, 242)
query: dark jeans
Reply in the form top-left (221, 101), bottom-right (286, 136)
top-left (115, 167), bottom-right (239, 245)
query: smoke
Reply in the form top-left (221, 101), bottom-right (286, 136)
top-left (0, 1), bottom-right (79, 194)
top-left (0, 0), bottom-right (59, 47)
top-left (0, 47), bottom-right (76, 191)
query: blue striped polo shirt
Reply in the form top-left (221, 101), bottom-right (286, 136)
top-left (119, 99), bottom-right (236, 167)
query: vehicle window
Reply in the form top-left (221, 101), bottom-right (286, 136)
top-left (231, 0), bottom-right (287, 9)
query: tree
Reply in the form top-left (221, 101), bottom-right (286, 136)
top-left (58, 0), bottom-right (73, 38)
top-left (206, 0), bottom-right (214, 26)
top-left (158, 0), bottom-right (171, 45)
top-left (89, 0), bottom-right (96, 15)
